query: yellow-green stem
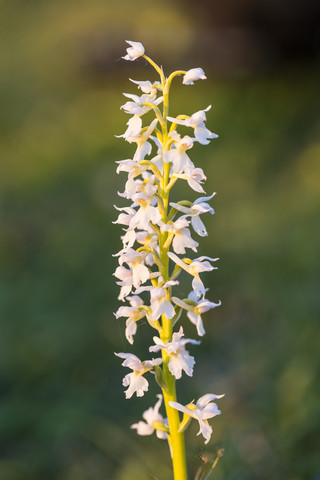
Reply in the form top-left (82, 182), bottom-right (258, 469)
top-left (158, 76), bottom-right (188, 480)
top-left (159, 239), bottom-right (188, 480)
top-left (144, 56), bottom-right (188, 479)
top-left (160, 324), bottom-right (188, 480)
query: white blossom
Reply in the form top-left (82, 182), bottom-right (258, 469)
top-left (173, 167), bottom-right (207, 193)
top-left (116, 115), bottom-right (142, 142)
top-left (164, 131), bottom-right (195, 173)
top-left (160, 218), bottom-right (199, 254)
top-left (115, 295), bottom-right (146, 344)
top-left (113, 205), bottom-right (137, 227)
top-left (115, 352), bottom-right (162, 399)
top-left (136, 231), bottom-right (158, 248)
top-left (115, 247), bottom-right (150, 288)
top-left (129, 78), bottom-right (160, 94)
top-left (170, 193), bottom-right (216, 237)
top-left (122, 40), bottom-right (145, 61)
top-left (132, 119), bottom-right (159, 162)
top-left (183, 68), bottom-right (207, 85)
top-left (119, 174), bottom-right (158, 201)
top-left (172, 291), bottom-right (221, 336)
top-left (167, 106), bottom-right (218, 145)
top-left (121, 229), bottom-right (137, 248)
top-left (116, 159), bottom-right (148, 178)
top-left (149, 327), bottom-right (200, 379)
top-left (116, 117), bottom-right (159, 165)
top-left (129, 192), bottom-right (161, 231)
top-left (121, 93), bottom-right (163, 117)
top-left (136, 282), bottom-right (176, 321)
top-left (113, 265), bottom-right (134, 300)
top-left (168, 252), bottom-right (219, 297)
top-left (149, 287), bottom-right (175, 320)
top-left (169, 394), bottom-right (224, 444)
top-left (131, 395), bottom-right (169, 439)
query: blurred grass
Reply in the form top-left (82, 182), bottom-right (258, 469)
top-left (1, 1), bottom-right (320, 479)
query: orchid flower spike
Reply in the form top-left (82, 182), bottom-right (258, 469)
top-left (114, 41), bottom-right (225, 476)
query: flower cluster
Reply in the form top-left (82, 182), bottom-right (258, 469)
top-left (114, 41), bottom-right (224, 475)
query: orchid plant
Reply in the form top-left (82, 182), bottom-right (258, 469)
top-left (114, 40), bottom-right (224, 480)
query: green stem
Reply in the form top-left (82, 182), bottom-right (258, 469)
top-left (162, 349), bottom-right (188, 480)
top-left (157, 75), bottom-right (188, 480)
top-left (143, 55), bottom-right (165, 85)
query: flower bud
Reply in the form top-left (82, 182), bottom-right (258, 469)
top-left (183, 68), bottom-right (206, 85)
top-left (122, 40), bottom-right (145, 61)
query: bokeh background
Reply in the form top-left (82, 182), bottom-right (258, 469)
top-left (1, 0), bottom-right (320, 479)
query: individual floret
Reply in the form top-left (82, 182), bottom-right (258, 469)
top-left (131, 395), bottom-right (169, 439)
top-left (122, 41), bottom-right (145, 61)
top-left (149, 327), bottom-right (200, 379)
top-left (115, 352), bottom-right (162, 399)
top-left (169, 393), bottom-right (224, 444)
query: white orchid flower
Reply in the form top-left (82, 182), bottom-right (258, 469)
top-left (182, 68), bottom-right (207, 85)
top-left (116, 114), bottom-right (142, 142)
top-left (119, 178), bottom-right (141, 199)
top-left (129, 78), bottom-right (160, 94)
top-left (116, 159), bottom-right (148, 178)
top-left (129, 192), bottom-right (161, 231)
top-left (122, 40), bottom-right (145, 61)
top-left (121, 229), bottom-right (136, 248)
top-left (121, 93), bottom-right (163, 116)
top-left (160, 218), bottom-right (199, 254)
top-left (168, 252), bottom-right (219, 297)
top-left (173, 167), bottom-right (207, 193)
top-left (136, 283), bottom-right (176, 321)
top-left (167, 106), bottom-right (218, 145)
top-left (149, 327), bottom-right (200, 379)
top-left (172, 291), bottom-right (221, 336)
top-left (113, 205), bottom-right (137, 227)
top-left (120, 229), bottom-right (137, 248)
top-left (113, 265), bottom-right (134, 300)
top-left (169, 393), bottom-right (224, 444)
top-left (115, 247), bottom-right (150, 288)
top-left (131, 118), bottom-right (159, 162)
top-left (149, 286), bottom-right (175, 321)
top-left (164, 131), bottom-right (195, 173)
top-left (118, 174), bottom-right (158, 201)
top-left (115, 295), bottom-right (146, 344)
top-left (115, 352), bottom-right (162, 399)
top-left (170, 193), bottom-right (216, 237)
top-left (136, 231), bottom-right (158, 248)
top-left (131, 395), bottom-right (169, 439)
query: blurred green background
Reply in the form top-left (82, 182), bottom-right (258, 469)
top-left (1, 0), bottom-right (320, 479)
